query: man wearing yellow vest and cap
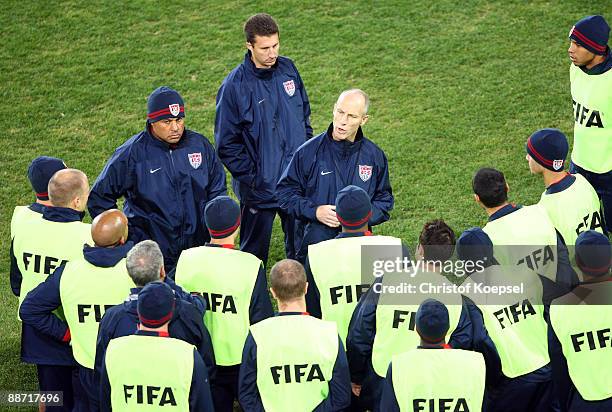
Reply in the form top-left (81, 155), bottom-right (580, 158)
top-left (457, 227), bottom-right (553, 411)
top-left (175, 195), bottom-right (273, 412)
top-left (10, 156), bottom-right (67, 296)
top-left (304, 185), bottom-right (406, 346)
top-left (380, 299), bottom-right (486, 411)
top-left (100, 281), bottom-right (214, 411)
top-left (567, 15), bottom-right (612, 235)
top-left (526, 128), bottom-right (604, 246)
top-left (549, 230), bottom-right (612, 411)
top-left (239, 259), bottom-right (351, 411)
top-left (472, 167), bottom-right (578, 302)
top-left (13, 168), bottom-right (92, 412)
top-left (347, 220), bottom-right (476, 411)
top-left (20, 209), bottom-right (135, 411)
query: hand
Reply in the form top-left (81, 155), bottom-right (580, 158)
top-left (351, 382), bottom-right (362, 397)
top-left (316, 205), bottom-right (340, 228)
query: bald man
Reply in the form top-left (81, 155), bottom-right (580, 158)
top-left (20, 209), bottom-right (136, 411)
top-left (12, 168), bottom-right (92, 412)
top-left (277, 89), bottom-right (394, 262)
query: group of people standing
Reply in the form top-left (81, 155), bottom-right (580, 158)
top-left (8, 10), bottom-right (611, 412)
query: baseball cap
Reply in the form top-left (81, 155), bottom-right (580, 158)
top-left (137, 281), bottom-right (175, 328)
top-left (575, 230), bottom-right (611, 277)
top-left (416, 299), bottom-right (450, 343)
top-left (335, 185), bottom-right (372, 229)
top-left (204, 196), bottom-right (241, 239)
top-left (147, 86), bottom-right (185, 123)
top-left (27, 156), bottom-right (67, 200)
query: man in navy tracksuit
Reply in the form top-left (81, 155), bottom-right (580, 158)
top-left (94, 241), bottom-right (215, 392)
top-left (215, 13), bottom-right (312, 266)
top-left (277, 89), bottom-right (394, 262)
top-left (88, 86), bottom-right (227, 272)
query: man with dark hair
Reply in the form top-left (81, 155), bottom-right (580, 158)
top-left (472, 167), bottom-right (577, 301)
top-left (525, 128), bottom-right (604, 246)
top-left (567, 15), bottom-right (612, 234)
top-left (277, 89), bottom-right (394, 263)
top-left (239, 259), bottom-right (351, 411)
top-left (549, 231), bottom-right (612, 410)
top-left (380, 299), bottom-right (486, 412)
top-left (12, 168), bottom-right (92, 412)
top-left (88, 86), bottom-right (227, 272)
top-left (347, 220), bottom-right (475, 411)
top-left (215, 13), bottom-right (312, 267)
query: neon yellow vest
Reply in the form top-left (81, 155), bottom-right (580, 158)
top-left (175, 246), bottom-right (261, 366)
top-left (372, 271), bottom-right (463, 377)
top-left (308, 235), bottom-right (403, 345)
top-left (392, 349), bottom-right (485, 412)
top-left (539, 174), bottom-right (603, 246)
top-left (465, 266), bottom-right (549, 377)
top-left (550, 282), bottom-right (612, 401)
top-left (12, 215), bottom-right (92, 318)
top-left (250, 315), bottom-right (338, 412)
top-left (570, 63), bottom-right (612, 173)
top-left (59, 257), bottom-right (135, 369)
top-left (105, 335), bottom-right (194, 411)
top-left (483, 205), bottom-right (559, 282)
top-left (10, 206), bottom-right (42, 239)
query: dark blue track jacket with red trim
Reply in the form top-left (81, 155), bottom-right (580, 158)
top-left (87, 128), bottom-right (227, 269)
top-left (215, 52), bottom-right (312, 208)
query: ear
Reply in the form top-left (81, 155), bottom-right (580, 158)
top-left (246, 41), bottom-right (253, 52)
top-left (304, 282), bottom-right (309, 295)
top-left (360, 115), bottom-right (369, 127)
top-left (416, 244), bottom-right (424, 260)
top-left (270, 287), bottom-right (278, 300)
top-left (505, 183), bottom-right (510, 194)
top-left (159, 266), bottom-right (166, 281)
top-left (473, 194), bottom-right (480, 203)
top-left (118, 236), bottom-right (126, 246)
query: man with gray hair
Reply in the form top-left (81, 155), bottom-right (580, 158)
top-left (94, 240), bottom-right (215, 393)
top-left (277, 89), bottom-right (394, 262)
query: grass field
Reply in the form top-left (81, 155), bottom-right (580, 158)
top-left (1, 0), bottom-right (610, 407)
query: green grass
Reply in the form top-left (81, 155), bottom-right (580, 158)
top-left (1, 0), bottom-right (610, 403)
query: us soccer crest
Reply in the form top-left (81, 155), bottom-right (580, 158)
top-left (552, 160), bottom-right (563, 171)
top-left (188, 153), bottom-right (202, 169)
top-left (283, 80), bottom-right (295, 97)
top-left (169, 104), bottom-right (180, 117)
top-left (359, 165), bottom-right (373, 182)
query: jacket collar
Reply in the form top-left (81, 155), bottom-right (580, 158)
top-left (43, 206), bottom-right (85, 223)
top-left (581, 49), bottom-right (612, 75)
top-left (244, 51), bottom-right (277, 79)
top-left (336, 231), bottom-right (372, 239)
top-left (83, 241), bottom-right (134, 268)
top-left (29, 202), bottom-right (46, 214)
top-left (144, 127), bottom-right (187, 151)
top-left (325, 123), bottom-right (364, 155)
top-left (488, 203), bottom-right (521, 222)
top-left (545, 173), bottom-right (575, 195)
top-left (276, 311), bottom-right (309, 316)
top-left (135, 329), bottom-right (169, 337)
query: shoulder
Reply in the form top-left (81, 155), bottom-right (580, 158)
top-left (362, 137), bottom-right (387, 157)
top-left (221, 62), bottom-right (248, 89)
top-left (295, 132), bottom-right (326, 154)
top-left (277, 56), bottom-right (300, 75)
top-left (110, 131), bottom-right (149, 160)
top-left (183, 130), bottom-right (215, 151)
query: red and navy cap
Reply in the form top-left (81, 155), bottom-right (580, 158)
top-left (575, 230), bottom-right (611, 277)
top-left (137, 281), bottom-right (175, 328)
top-left (569, 15), bottom-right (610, 56)
top-left (27, 156), bottom-right (67, 200)
top-left (204, 196), bottom-right (241, 239)
top-left (416, 299), bottom-right (450, 343)
top-left (526, 128), bottom-right (569, 172)
top-left (335, 185), bottom-right (372, 229)
top-left (147, 86), bottom-right (185, 123)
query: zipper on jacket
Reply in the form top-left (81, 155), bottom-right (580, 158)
top-left (168, 149), bottom-right (186, 250)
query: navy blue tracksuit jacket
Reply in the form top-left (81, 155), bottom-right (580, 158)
top-left (215, 52), bottom-right (312, 209)
top-left (87, 128), bottom-right (227, 270)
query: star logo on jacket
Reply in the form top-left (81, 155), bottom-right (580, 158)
top-left (359, 165), bottom-right (373, 182)
top-left (169, 104), bottom-right (180, 117)
top-left (188, 153), bottom-right (202, 169)
top-left (283, 80), bottom-right (295, 97)
top-left (552, 160), bottom-right (563, 171)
